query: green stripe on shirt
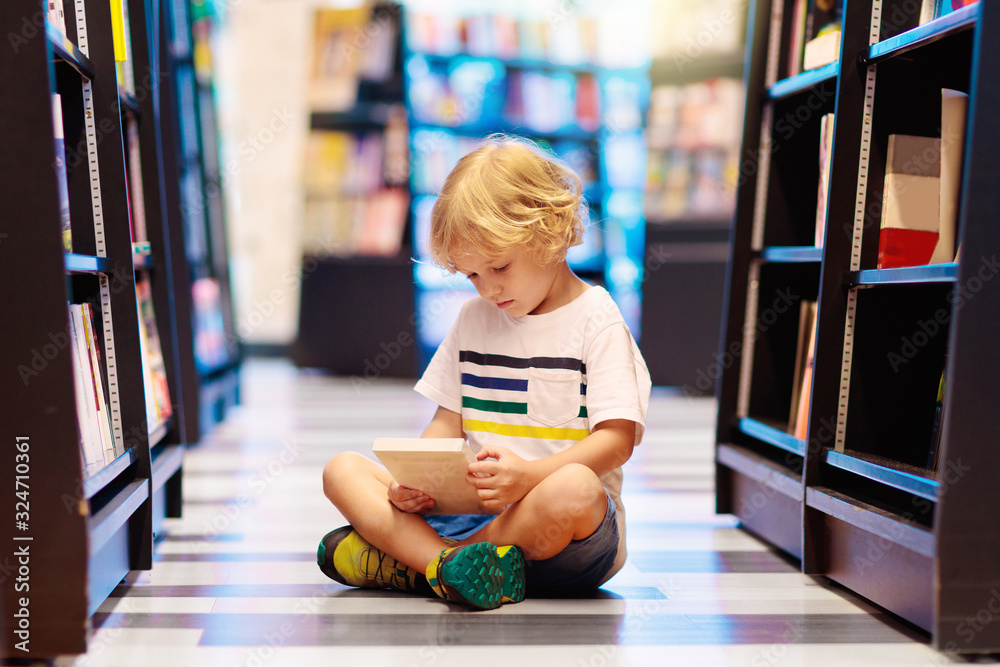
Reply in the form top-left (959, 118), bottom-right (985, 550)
top-left (463, 396), bottom-right (588, 419)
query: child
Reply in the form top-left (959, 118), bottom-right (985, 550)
top-left (319, 135), bottom-right (651, 610)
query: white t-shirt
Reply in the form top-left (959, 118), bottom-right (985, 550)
top-left (414, 285), bottom-right (651, 577)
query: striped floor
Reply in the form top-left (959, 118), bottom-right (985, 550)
top-left (56, 359), bottom-right (965, 666)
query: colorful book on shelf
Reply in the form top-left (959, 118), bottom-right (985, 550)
top-left (126, 121), bottom-right (148, 244)
top-left (788, 300), bottom-right (817, 437)
top-left (877, 134), bottom-right (941, 269)
top-left (135, 278), bottom-right (173, 433)
top-left (356, 188), bottom-right (409, 256)
top-left (82, 303), bottom-right (117, 463)
top-left (46, 0), bottom-right (66, 34)
top-left (814, 113), bottom-right (835, 247)
top-left (69, 305), bottom-right (104, 473)
top-left (372, 438), bottom-right (487, 515)
top-left (52, 94), bottom-right (71, 252)
top-left (934, 89), bottom-right (968, 264)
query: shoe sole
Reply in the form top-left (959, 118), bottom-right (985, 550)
top-left (436, 543), bottom-right (526, 609)
top-left (437, 542), bottom-right (505, 610)
top-left (496, 545), bottom-right (525, 603)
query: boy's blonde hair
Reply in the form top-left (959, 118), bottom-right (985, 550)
top-left (429, 135), bottom-right (586, 273)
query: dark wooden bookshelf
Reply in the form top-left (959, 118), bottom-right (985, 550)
top-left (757, 246), bottom-right (824, 263)
top-left (65, 252), bottom-right (115, 274)
top-left (0, 0), bottom-right (215, 657)
top-left (868, 3), bottom-right (979, 63)
top-left (82, 447), bottom-right (139, 499)
top-left (848, 263), bottom-right (959, 286)
top-left (737, 416), bottom-right (806, 457)
top-left (47, 21), bottom-right (94, 78)
top-left (716, 0), bottom-right (1000, 653)
top-left (767, 62), bottom-right (838, 100)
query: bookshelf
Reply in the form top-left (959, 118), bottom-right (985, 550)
top-left (159, 0), bottom-right (241, 434)
top-left (0, 0), bottom-right (215, 656)
top-left (400, 5), bottom-right (651, 368)
top-left (641, 3), bottom-right (747, 393)
top-left (294, 3), bottom-right (418, 378)
top-left (716, 0), bottom-right (1000, 652)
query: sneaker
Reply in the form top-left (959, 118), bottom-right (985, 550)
top-left (317, 525), bottom-right (422, 592)
top-left (426, 542), bottom-right (525, 610)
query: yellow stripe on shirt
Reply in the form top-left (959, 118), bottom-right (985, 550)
top-left (463, 419), bottom-right (590, 442)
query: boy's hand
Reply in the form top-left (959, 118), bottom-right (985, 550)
top-left (387, 479), bottom-right (436, 513)
top-left (466, 446), bottom-right (538, 511)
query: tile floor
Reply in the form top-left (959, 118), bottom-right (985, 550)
top-left (53, 359), bottom-right (976, 666)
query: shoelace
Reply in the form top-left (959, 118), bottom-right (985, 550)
top-left (363, 546), bottom-right (406, 589)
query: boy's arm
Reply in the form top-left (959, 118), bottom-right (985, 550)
top-left (467, 419), bottom-right (635, 510)
top-left (421, 405), bottom-right (464, 438)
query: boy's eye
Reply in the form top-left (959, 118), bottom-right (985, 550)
top-left (467, 272), bottom-right (477, 280)
top-left (494, 264), bottom-right (510, 273)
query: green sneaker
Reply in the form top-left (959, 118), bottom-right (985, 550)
top-left (317, 526), bottom-right (422, 592)
top-left (426, 542), bottom-right (525, 610)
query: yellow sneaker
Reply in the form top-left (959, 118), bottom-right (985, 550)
top-left (317, 526), bottom-right (422, 592)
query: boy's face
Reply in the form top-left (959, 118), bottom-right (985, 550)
top-left (454, 246), bottom-right (565, 317)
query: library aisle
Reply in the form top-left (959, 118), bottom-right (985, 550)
top-left (45, 360), bottom-right (967, 666)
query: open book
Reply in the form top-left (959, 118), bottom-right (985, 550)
top-left (372, 438), bottom-right (488, 515)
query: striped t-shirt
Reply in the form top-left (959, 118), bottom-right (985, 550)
top-left (414, 286), bottom-right (651, 576)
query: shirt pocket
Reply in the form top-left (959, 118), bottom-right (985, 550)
top-left (527, 368), bottom-right (582, 426)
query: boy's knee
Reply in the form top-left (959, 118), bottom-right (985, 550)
top-left (322, 451), bottom-right (368, 496)
top-left (542, 464), bottom-right (606, 515)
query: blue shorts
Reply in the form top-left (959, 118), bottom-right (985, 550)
top-left (424, 492), bottom-right (620, 593)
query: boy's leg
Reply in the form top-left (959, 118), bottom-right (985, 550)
top-left (322, 451), bottom-right (446, 572)
top-left (323, 451), bottom-right (527, 609)
top-left (452, 463), bottom-right (608, 561)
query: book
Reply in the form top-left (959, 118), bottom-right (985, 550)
top-left (815, 113), bottom-right (835, 247)
top-left (81, 303), bottom-right (117, 463)
top-left (933, 89), bottom-right (968, 264)
top-left (52, 94), bottom-right (71, 252)
top-left (877, 134), bottom-right (941, 269)
top-left (802, 25), bottom-right (841, 71)
top-left (787, 0), bottom-right (809, 77)
top-left (69, 305), bottom-right (104, 473)
top-left (372, 438), bottom-right (487, 515)
top-left (788, 300), bottom-right (817, 435)
top-left (792, 302), bottom-right (818, 441)
top-left (802, 0), bottom-right (842, 71)
top-left (926, 360), bottom-right (947, 471)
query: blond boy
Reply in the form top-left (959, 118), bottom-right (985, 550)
top-left (320, 136), bottom-right (651, 609)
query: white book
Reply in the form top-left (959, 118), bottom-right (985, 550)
top-left (81, 304), bottom-right (116, 464)
top-left (372, 438), bottom-right (487, 515)
top-left (69, 305), bottom-right (104, 473)
top-left (802, 29), bottom-right (841, 71)
top-left (933, 88), bottom-right (968, 264)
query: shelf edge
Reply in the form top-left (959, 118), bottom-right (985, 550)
top-left (88, 479), bottom-right (149, 556)
top-left (717, 442), bottom-right (802, 499)
top-left (824, 449), bottom-right (939, 501)
top-left (806, 486), bottom-right (936, 557)
top-left (737, 417), bottom-right (807, 457)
